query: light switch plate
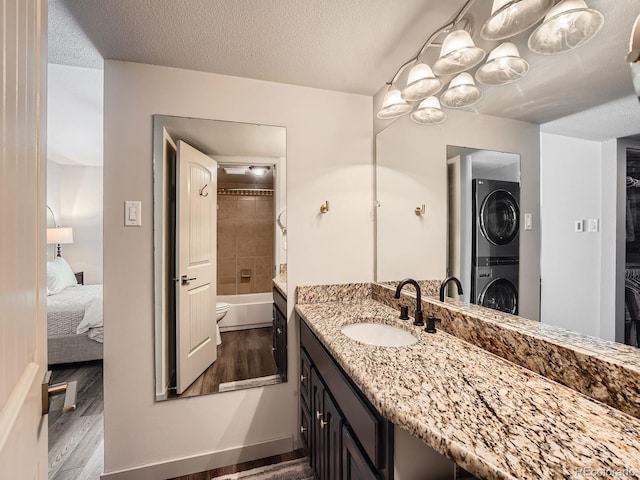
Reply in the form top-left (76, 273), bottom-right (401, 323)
top-left (125, 201), bottom-right (142, 226)
top-left (523, 213), bottom-right (532, 231)
top-left (575, 220), bottom-right (584, 232)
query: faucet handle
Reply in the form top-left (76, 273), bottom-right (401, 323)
top-left (425, 316), bottom-right (438, 334)
top-left (399, 306), bottom-right (409, 320)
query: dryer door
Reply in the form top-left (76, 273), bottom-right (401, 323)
top-left (480, 189), bottom-right (519, 246)
top-left (478, 278), bottom-right (518, 314)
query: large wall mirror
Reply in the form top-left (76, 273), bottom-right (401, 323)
top-left (153, 115), bottom-right (287, 401)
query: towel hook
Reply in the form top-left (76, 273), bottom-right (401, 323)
top-left (415, 204), bottom-right (425, 216)
top-left (320, 201), bottom-right (330, 214)
top-left (199, 184), bottom-right (209, 197)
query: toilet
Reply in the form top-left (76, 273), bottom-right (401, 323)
top-left (215, 302), bottom-right (230, 345)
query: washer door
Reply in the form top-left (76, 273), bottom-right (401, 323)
top-left (479, 189), bottom-right (519, 246)
top-left (478, 278), bottom-right (518, 314)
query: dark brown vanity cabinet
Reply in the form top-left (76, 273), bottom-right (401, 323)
top-left (300, 318), bottom-right (393, 480)
top-left (273, 287), bottom-right (287, 381)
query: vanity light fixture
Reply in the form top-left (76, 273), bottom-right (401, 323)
top-left (476, 43), bottom-right (530, 86)
top-left (528, 0), bottom-right (604, 55)
top-left (249, 165), bottom-right (270, 177)
top-left (432, 30), bottom-right (486, 76)
top-left (481, 0), bottom-right (555, 41)
top-left (410, 96), bottom-right (447, 125)
top-left (401, 63), bottom-right (442, 102)
top-left (440, 73), bottom-right (483, 108)
top-left (377, 86), bottom-right (413, 119)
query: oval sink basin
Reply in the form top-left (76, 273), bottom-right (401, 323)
top-left (341, 323), bottom-right (418, 347)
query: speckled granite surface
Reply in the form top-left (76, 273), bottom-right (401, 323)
top-left (371, 283), bottom-right (640, 419)
top-left (295, 298), bottom-right (640, 480)
top-left (378, 279), bottom-right (441, 297)
top-left (272, 273), bottom-right (287, 299)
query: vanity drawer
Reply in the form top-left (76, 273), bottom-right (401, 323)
top-left (300, 320), bottom-right (392, 472)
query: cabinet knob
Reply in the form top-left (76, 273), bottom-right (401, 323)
top-left (277, 327), bottom-right (283, 334)
top-left (300, 426), bottom-right (307, 434)
top-left (316, 411), bottom-right (323, 420)
top-left (320, 419), bottom-right (327, 429)
top-left (300, 374), bottom-right (306, 382)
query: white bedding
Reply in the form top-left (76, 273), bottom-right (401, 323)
top-left (47, 284), bottom-right (103, 343)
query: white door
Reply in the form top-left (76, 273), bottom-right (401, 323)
top-left (176, 141), bottom-right (218, 394)
top-left (0, 0), bottom-right (48, 477)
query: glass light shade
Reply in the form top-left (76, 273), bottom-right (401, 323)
top-left (476, 43), bottom-right (530, 85)
top-left (377, 87), bottom-right (413, 119)
top-left (410, 96), bottom-right (447, 125)
top-left (481, 0), bottom-right (555, 40)
top-left (440, 73), bottom-right (483, 108)
top-left (249, 165), bottom-right (270, 176)
top-left (528, 0), bottom-right (604, 55)
top-left (433, 30), bottom-right (486, 76)
top-left (401, 63), bottom-right (443, 102)
top-left (47, 227), bottom-right (74, 244)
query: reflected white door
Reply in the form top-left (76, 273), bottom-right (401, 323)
top-left (0, 0), bottom-right (48, 477)
top-left (176, 141), bottom-right (218, 394)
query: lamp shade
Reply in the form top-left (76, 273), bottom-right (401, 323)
top-left (377, 86), bottom-right (413, 119)
top-left (401, 63), bottom-right (443, 102)
top-left (47, 227), bottom-right (73, 245)
top-left (528, 0), bottom-right (604, 55)
top-left (440, 73), bottom-right (483, 108)
top-left (433, 30), bottom-right (486, 76)
top-left (410, 96), bottom-right (447, 125)
top-left (476, 43), bottom-right (530, 85)
top-left (481, 0), bottom-right (555, 40)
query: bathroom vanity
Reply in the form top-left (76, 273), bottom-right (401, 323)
top-left (295, 282), bottom-right (640, 480)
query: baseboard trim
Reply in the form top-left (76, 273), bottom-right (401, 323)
top-left (100, 435), bottom-right (294, 480)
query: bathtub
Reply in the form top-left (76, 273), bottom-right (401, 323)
top-left (217, 292), bottom-right (274, 332)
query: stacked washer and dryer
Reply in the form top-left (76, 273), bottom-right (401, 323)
top-left (471, 179), bottom-right (520, 315)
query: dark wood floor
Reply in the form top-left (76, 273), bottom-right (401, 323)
top-left (48, 361), bottom-right (104, 480)
top-left (170, 449), bottom-right (306, 480)
top-left (172, 327), bottom-right (279, 399)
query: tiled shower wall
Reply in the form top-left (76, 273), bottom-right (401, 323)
top-left (217, 185), bottom-right (275, 295)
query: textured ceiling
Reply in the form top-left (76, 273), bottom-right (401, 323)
top-left (47, 0), bottom-right (640, 163)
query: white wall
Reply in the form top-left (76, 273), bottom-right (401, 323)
top-left (103, 61), bottom-right (372, 476)
top-left (375, 107), bottom-right (541, 321)
top-left (46, 162), bottom-right (103, 283)
top-left (540, 133), bottom-right (605, 336)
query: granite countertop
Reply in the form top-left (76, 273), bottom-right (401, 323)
top-left (295, 299), bottom-right (640, 480)
top-left (272, 273), bottom-right (287, 299)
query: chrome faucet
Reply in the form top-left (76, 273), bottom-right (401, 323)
top-left (439, 276), bottom-right (463, 302)
top-left (394, 278), bottom-right (424, 326)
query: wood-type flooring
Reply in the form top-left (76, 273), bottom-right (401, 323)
top-left (171, 327), bottom-right (279, 399)
top-left (48, 360), bottom-right (104, 480)
top-left (170, 449), bottom-right (307, 480)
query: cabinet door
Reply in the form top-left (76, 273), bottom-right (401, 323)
top-left (300, 400), bottom-right (312, 452)
top-left (324, 391), bottom-right (343, 480)
top-left (311, 368), bottom-right (325, 480)
top-left (343, 426), bottom-right (378, 480)
top-left (300, 348), bottom-right (311, 408)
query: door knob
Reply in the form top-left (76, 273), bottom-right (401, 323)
top-left (180, 275), bottom-right (197, 285)
top-left (42, 370), bottom-right (77, 415)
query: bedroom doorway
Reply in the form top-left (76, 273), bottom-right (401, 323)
top-left (45, 52), bottom-right (105, 480)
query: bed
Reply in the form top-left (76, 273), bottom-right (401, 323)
top-left (47, 257), bottom-right (103, 365)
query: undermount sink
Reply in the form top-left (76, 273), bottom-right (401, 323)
top-left (341, 322), bottom-right (418, 347)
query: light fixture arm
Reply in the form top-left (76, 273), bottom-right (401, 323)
top-left (388, 0), bottom-right (477, 85)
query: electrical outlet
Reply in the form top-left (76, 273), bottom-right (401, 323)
top-left (587, 218), bottom-right (599, 232)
